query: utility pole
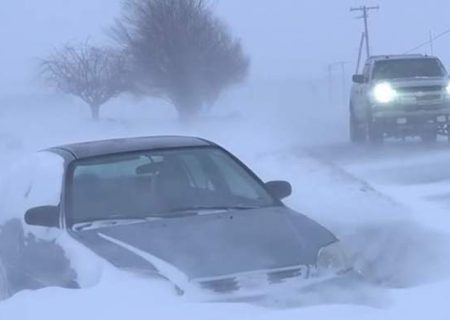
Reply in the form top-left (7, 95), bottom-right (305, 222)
top-left (355, 32), bottom-right (365, 74)
top-left (351, 5), bottom-right (380, 58)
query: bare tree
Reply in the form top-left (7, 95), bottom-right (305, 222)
top-left (41, 43), bottom-right (129, 120)
top-left (113, 0), bottom-right (249, 121)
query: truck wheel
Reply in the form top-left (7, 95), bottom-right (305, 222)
top-left (350, 112), bottom-right (366, 143)
top-left (446, 125), bottom-right (450, 143)
top-left (0, 258), bottom-right (10, 300)
top-left (421, 132), bottom-right (437, 143)
top-left (368, 122), bottom-right (384, 144)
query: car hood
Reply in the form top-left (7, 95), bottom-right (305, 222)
top-left (74, 207), bottom-right (336, 282)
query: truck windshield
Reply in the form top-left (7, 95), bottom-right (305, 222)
top-left (372, 58), bottom-right (446, 80)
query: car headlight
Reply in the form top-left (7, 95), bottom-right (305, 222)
top-left (372, 82), bottom-right (397, 104)
top-left (446, 83), bottom-right (450, 95)
top-left (317, 241), bottom-right (352, 275)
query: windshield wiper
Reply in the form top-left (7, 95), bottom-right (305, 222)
top-left (72, 216), bottom-right (160, 231)
top-left (192, 205), bottom-right (261, 212)
top-left (149, 205), bottom-right (262, 218)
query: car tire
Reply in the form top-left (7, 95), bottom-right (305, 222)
top-left (0, 258), bottom-right (10, 301)
top-left (445, 124), bottom-right (450, 143)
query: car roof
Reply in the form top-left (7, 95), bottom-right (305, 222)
top-left (49, 136), bottom-right (214, 160)
top-left (367, 54), bottom-right (438, 63)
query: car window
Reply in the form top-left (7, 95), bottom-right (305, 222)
top-left (372, 58), bottom-right (446, 80)
top-left (208, 151), bottom-right (261, 200)
top-left (68, 147), bottom-right (276, 226)
top-left (180, 154), bottom-right (216, 191)
top-left (74, 155), bottom-right (152, 179)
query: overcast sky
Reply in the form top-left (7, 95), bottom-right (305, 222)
top-left (2, 0), bottom-right (450, 96)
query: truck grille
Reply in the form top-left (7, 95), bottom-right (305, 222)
top-left (397, 85), bottom-right (444, 93)
top-left (416, 94), bottom-right (442, 102)
top-left (397, 85), bottom-right (444, 106)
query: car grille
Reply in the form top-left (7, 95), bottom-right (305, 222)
top-left (267, 268), bottom-right (304, 283)
top-left (200, 278), bottom-right (240, 293)
top-left (198, 267), bottom-right (306, 293)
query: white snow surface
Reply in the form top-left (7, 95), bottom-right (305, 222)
top-left (0, 93), bottom-right (450, 319)
top-left (0, 152), bottom-right (63, 224)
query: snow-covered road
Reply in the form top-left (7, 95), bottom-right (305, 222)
top-left (310, 141), bottom-right (450, 230)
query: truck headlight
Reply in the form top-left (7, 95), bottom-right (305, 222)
top-left (317, 241), bottom-right (352, 275)
top-left (373, 82), bottom-right (397, 104)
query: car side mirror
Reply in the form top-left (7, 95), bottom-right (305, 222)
top-left (352, 74), bottom-right (366, 84)
top-left (265, 181), bottom-right (292, 200)
top-left (25, 206), bottom-right (60, 228)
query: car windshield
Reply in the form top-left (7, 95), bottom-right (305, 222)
top-left (372, 58), bottom-right (446, 80)
top-left (67, 147), bottom-right (277, 226)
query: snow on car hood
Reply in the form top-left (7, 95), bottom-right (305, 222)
top-left (74, 207), bottom-right (336, 283)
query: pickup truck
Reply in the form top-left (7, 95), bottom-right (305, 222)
top-left (350, 54), bottom-right (450, 143)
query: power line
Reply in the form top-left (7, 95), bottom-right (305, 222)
top-left (405, 27), bottom-right (450, 54)
top-left (429, 31), bottom-right (434, 55)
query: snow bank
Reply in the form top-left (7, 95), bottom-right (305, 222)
top-left (1, 148), bottom-right (447, 319)
top-left (0, 94), bottom-right (449, 319)
top-left (0, 151), bottom-right (109, 288)
top-left (254, 153), bottom-right (450, 288)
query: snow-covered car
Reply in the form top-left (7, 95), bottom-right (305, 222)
top-left (0, 136), bottom-right (349, 299)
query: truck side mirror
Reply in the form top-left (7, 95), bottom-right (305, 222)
top-left (352, 74), bottom-right (366, 84)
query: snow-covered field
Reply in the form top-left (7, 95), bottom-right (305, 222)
top-left (1, 90), bottom-right (450, 319)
